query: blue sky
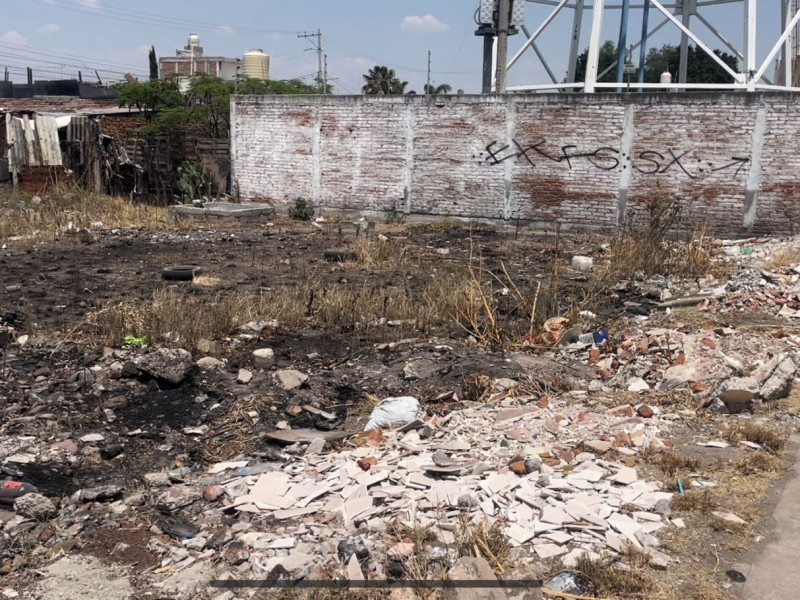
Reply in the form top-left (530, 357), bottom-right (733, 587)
top-left (0, 0), bottom-right (789, 93)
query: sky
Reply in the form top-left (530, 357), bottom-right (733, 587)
top-left (0, 0), bottom-right (791, 93)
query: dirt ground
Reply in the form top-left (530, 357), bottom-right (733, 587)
top-left (0, 215), bottom-right (797, 599)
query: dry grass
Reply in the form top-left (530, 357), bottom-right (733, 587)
top-left (722, 421), bottom-right (787, 454)
top-left (192, 276), bottom-right (223, 288)
top-left (455, 518), bottom-right (513, 575)
top-left (0, 186), bottom-right (169, 239)
top-left (735, 451), bottom-right (786, 475)
top-left (648, 450), bottom-right (701, 477)
top-left (596, 194), bottom-right (717, 280)
top-left (670, 490), bottom-right (716, 514)
top-left (765, 247), bottom-right (800, 271)
top-left (574, 548), bottom-right (658, 598)
top-left (353, 238), bottom-right (409, 269)
top-left (709, 515), bottom-right (750, 536)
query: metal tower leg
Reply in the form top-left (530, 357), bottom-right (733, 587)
top-left (584, 0), bottom-right (606, 93)
top-left (567, 0), bottom-right (585, 84)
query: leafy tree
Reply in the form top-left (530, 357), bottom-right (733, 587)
top-left (573, 41), bottom-right (738, 87)
top-left (116, 78), bottom-right (182, 122)
top-left (148, 46), bottom-right (159, 80)
top-left (362, 66), bottom-right (407, 95)
top-left (423, 83), bottom-right (452, 95)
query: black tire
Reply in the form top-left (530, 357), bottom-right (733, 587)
top-left (162, 266), bottom-right (202, 281)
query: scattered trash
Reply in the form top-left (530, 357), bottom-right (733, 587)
top-left (544, 571), bottom-right (591, 596)
top-left (364, 396), bottom-right (422, 431)
top-left (726, 569), bottom-right (747, 583)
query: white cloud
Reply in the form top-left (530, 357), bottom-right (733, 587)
top-left (216, 25), bottom-right (235, 35)
top-left (401, 14), bottom-right (449, 33)
top-left (0, 30), bottom-right (29, 45)
top-left (37, 23), bottom-right (60, 35)
top-left (79, 0), bottom-right (100, 6)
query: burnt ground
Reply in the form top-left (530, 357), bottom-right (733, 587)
top-left (0, 219), bottom-right (797, 599)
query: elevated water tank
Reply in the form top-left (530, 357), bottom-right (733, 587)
top-left (660, 71), bottom-right (672, 85)
top-left (242, 49), bottom-right (270, 81)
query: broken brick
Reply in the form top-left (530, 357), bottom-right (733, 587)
top-left (357, 457), bottom-right (378, 471)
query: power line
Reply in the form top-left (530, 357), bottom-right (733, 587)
top-left (0, 40), bottom-right (145, 73)
top-left (27, 0), bottom-right (299, 36)
top-left (326, 38), bottom-right (480, 75)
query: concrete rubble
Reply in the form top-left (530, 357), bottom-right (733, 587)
top-left (1, 234), bottom-right (800, 597)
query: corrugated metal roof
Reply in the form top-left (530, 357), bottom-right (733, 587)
top-left (8, 114), bottom-right (62, 167)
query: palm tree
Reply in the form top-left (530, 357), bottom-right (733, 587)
top-left (362, 66), bottom-right (408, 95)
top-left (423, 83), bottom-right (452, 95)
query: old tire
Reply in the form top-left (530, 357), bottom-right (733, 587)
top-left (162, 266), bottom-right (202, 281)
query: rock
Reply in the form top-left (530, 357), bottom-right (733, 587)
top-left (99, 445), bottom-right (124, 460)
top-left (718, 377), bottom-right (760, 412)
top-left (637, 405), bottom-right (655, 418)
top-left (157, 486), bottom-right (201, 511)
top-left (446, 556), bottom-right (508, 600)
top-left (571, 256), bottom-right (594, 272)
top-left (14, 493), bottom-right (56, 519)
top-left (237, 369), bottom-right (253, 384)
top-left (647, 549), bottom-right (673, 570)
top-left (195, 339), bottom-right (217, 354)
top-left (207, 527), bottom-right (233, 550)
top-left (203, 485), bottom-right (225, 502)
top-left (627, 378), bottom-right (650, 392)
top-left (654, 499), bottom-right (672, 517)
top-left (661, 365), bottom-right (697, 390)
top-left (137, 348), bottom-right (193, 385)
top-left (346, 554), bottom-right (364, 581)
top-left (584, 440), bottom-right (612, 454)
top-left (357, 457), bottom-right (377, 471)
top-left (403, 359), bottom-right (438, 381)
top-left (253, 348), bottom-right (275, 369)
top-left (196, 357), bottom-right (224, 370)
top-left (274, 369), bottom-right (309, 390)
top-left (759, 357), bottom-right (796, 401)
top-left (337, 539), bottom-right (370, 564)
top-left (223, 541), bottom-right (250, 566)
top-left (79, 433), bottom-right (105, 443)
top-left (81, 485), bottom-right (123, 502)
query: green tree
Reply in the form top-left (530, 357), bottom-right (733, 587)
top-left (361, 66), bottom-right (407, 95)
top-left (148, 46), bottom-right (159, 80)
top-left (116, 78), bottom-right (182, 122)
top-left (423, 82), bottom-right (452, 95)
top-left (573, 41), bottom-right (739, 87)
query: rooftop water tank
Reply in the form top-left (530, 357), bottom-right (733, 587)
top-left (660, 71), bottom-right (672, 85)
top-left (188, 34), bottom-right (200, 48)
top-left (242, 49), bottom-right (270, 81)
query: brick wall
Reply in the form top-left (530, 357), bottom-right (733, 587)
top-left (0, 97), bottom-right (118, 112)
top-left (231, 93), bottom-right (800, 235)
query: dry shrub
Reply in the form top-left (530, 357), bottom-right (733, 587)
top-left (600, 194), bottom-right (716, 279)
top-left (574, 550), bottom-right (657, 597)
top-left (461, 373), bottom-right (493, 402)
top-left (0, 185), bottom-right (168, 239)
top-left (709, 515), bottom-right (750, 536)
top-left (735, 451), bottom-right (785, 475)
top-left (456, 518), bottom-right (512, 575)
top-left (765, 247), bottom-right (800, 271)
top-left (650, 450), bottom-right (701, 477)
top-left (722, 421), bottom-right (787, 454)
top-left (353, 238), bottom-right (408, 269)
top-left (671, 490), bottom-right (716, 514)
top-left (192, 276), bottom-right (223, 288)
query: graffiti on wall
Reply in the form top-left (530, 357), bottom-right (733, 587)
top-left (482, 139), bottom-right (750, 179)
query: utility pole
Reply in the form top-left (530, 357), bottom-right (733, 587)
top-left (298, 29), bottom-right (324, 92)
top-left (235, 58), bottom-right (240, 95)
top-left (426, 50), bottom-right (431, 94)
top-left (495, 0), bottom-right (510, 93)
top-left (323, 54), bottom-right (328, 94)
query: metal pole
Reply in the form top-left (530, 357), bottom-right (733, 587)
top-left (584, 0), bottom-right (606, 93)
top-left (495, 0), bottom-right (510, 93)
top-left (426, 50), bottom-right (431, 94)
top-left (783, 0), bottom-right (792, 86)
top-left (678, 0), bottom-right (692, 87)
top-left (745, 0), bottom-right (757, 90)
top-left (323, 54), bottom-right (328, 94)
top-left (616, 0), bottom-right (631, 91)
top-left (638, 0), bottom-right (651, 89)
top-left (482, 35), bottom-right (495, 93)
top-left (317, 30), bottom-right (323, 88)
top-left (567, 0), bottom-right (585, 84)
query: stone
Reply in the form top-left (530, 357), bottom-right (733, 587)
top-left (196, 357), bottom-right (224, 370)
top-left (79, 433), bottom-right (105, 443)
top-left (195, 339), bottom-right (217, 354)
top-left (14, 493), bottom-right (56, 519)
top-left (274, 369), bottom-right (309, 390)
top-left (346, 554), bottom-right (364, 581)
top-left (403, 359), bottom-right (438, 381)
top-left (237, 369), bottom-right (253, 384)
top-left (253, 348), bottom-right (275, 369)
top-left (203, 485), bottom-right (225, 502)
top-left (357, 457), bottom-right (377, 471)
top-left (637, 405), bottom-right (655, 418)
top-left (759, 357), bottom-right (796, 401)
top-left (583, 440), bottom-right (612, 454)
top-left (80, 485), bottom-right (123, 502)
top-left (662, 365), bottom-right (697, 390)
top-left (647, 549), bottom-right (673, 570)
top-left (445, 557), bottom-right (508, 600)
top-left (571, 256), bottom-right (594, 272)
top-left (627, 378), bottom-right (650, 392)
top-left (222, 541), bottom-right (250, 566)
top-left (137, 348), bottom-right (194, 385)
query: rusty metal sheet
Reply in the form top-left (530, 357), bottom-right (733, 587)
top-left (8, 114), bottom-right (62, 168)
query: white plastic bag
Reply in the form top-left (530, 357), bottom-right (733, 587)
top-left (365, 396), bottom-right (421, 431)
